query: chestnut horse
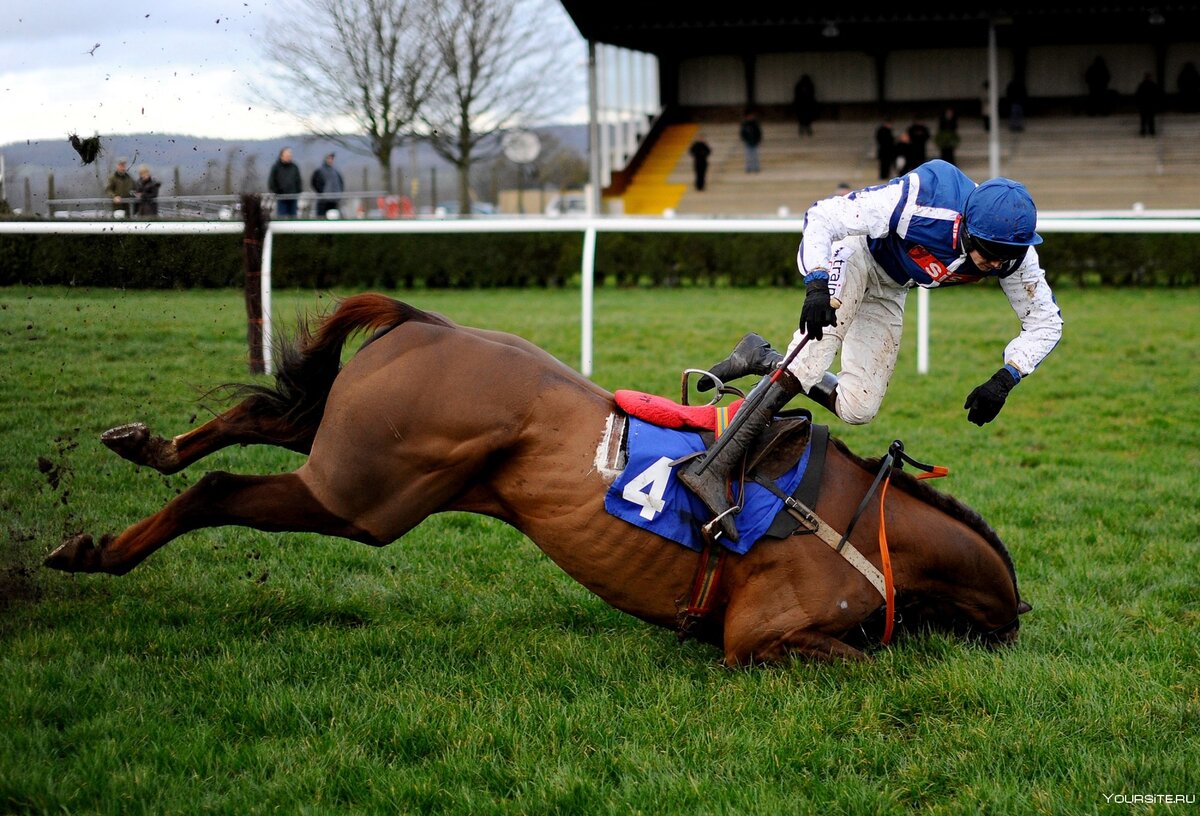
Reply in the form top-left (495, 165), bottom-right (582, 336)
top-left (45, 294), bottom-right (1028, 665)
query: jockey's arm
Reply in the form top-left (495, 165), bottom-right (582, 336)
top-left (796, 183), bottom-right (902, 278)
top-left (998, 247), bottom-right (1064, 378)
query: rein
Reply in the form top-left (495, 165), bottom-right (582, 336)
top-left (754, 438), bottom-right (947, 646)
top-left (865, 440), bottom-right (949, 644)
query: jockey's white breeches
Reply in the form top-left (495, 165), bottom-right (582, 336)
top-left (784, 236), bottom-right (908, 425)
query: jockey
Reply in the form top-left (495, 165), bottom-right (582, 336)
top-left (681, 159), bottom-right (1063, 541)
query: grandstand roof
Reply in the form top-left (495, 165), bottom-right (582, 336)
top-left (558, 3), bottom-right (1200, 54)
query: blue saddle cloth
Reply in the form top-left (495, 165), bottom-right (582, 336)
top-left (604, 417), bottom-right (811, 555)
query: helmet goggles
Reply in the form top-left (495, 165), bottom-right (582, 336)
top-left (963, 228), bottom-right (1028, 275)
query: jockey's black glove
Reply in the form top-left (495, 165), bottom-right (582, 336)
top-left (964, 367), bottom-right (1019, 426)
top-left (799, 275), bottom-right (838, 341)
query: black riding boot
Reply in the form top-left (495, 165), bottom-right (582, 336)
top-left (805, 371), bottom-right (839, 415)
top-left (679, 370), bottom-right (802, 541)
top-left (698, 332), bottom-right (784, 392)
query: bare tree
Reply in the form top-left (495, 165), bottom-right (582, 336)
top-left (422, 0), bottom-right (575, 212)
top-left (264, 0), bottom-right (440, 192)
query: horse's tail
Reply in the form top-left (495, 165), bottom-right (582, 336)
top-left (226, 294), bottom-right (451, 448)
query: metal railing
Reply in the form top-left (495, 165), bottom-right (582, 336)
top-left (42, 192), bottom-right (513, 221)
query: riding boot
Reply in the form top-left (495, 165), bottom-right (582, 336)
top-left (698, 333), bottom-right (784, 391)
top-left (804, 371), bottom-right (840, 415)
top-left (679, 370), bottom-right (802, 542)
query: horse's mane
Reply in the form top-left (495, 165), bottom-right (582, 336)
top-left (829, 436), bottom-right (1020, 596)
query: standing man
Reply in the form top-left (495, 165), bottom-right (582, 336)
top-left (1135, 72), bottom-right (1161, 136)
top-left (105, 158), bottom-right (135, 217)
top-left (311, 152), bottom-right (345, 217)
top-left (689, 136), bottom-right (712, 191)
top-left (906, 119), bottom-right (931, 167)
top-left (132, 165), bottom-right (161, 216)
top-left (793, 75), bottom-right (817, 136)
top-left (268, 146), bottom-right (303, 218)
top-left (739, 111), bottom-right (762, 174)
top-left (682, 160), bottom-right (1063, 540)
top-left (874, 118), bottom-right (895, 180)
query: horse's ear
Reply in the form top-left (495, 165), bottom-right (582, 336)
top-left (1017, 601), bottom-right (1033, 615)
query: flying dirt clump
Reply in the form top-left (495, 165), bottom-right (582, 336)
top-left (68, 133), bottom-right (103, 165)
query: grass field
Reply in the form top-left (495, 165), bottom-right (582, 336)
top-left (1, 284), bottom-right (1198, 814)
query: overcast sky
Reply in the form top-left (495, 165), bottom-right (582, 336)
top-left (0, 0), bottom-right (587, 148)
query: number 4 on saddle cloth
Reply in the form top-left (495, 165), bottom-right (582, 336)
top-left (604, 390), bottom-right (828, 555)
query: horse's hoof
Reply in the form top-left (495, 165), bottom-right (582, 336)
top-left (44, 533), bottom-right (98, 573)
top-left (102, 423), bottom-right (150, 460)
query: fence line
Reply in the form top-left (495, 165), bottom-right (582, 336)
top-left (3, 213), bottom-right (1200, 377)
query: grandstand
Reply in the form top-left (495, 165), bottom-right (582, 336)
top-left (612, 112), bottom-right (1200, 216)
top-left (560, 4), bottom-right (1200, 216)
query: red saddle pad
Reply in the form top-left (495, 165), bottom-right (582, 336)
top-left (614, 390), bottom-right (744, 432)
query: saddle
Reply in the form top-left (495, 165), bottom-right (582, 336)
top-left (613, 389), bottom-right (828, 534)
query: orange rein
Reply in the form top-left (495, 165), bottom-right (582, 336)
top-left (876, 455), bottom-right (949, 644)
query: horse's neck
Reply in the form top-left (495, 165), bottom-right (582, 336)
top-left (823, 445), bottom-right (1010, 605)
top-left (885, 484), bottom-right (1014, 609)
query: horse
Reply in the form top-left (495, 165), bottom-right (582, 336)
top-left (44, 293), bottom-right (1029, 665)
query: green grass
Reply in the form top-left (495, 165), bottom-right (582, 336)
top-left (1, 284), bottom-right (1198, 814)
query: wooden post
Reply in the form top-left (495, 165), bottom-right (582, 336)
top-left (241, 193), bottom-right (268, 375)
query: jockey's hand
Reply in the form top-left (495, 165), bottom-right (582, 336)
top-left (799, 274), bottom-right (838, 341)
top-left (964, 367), bottom-right (1018, 426)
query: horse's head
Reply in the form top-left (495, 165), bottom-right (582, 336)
top-left (896, 594), bottom-right (1032, 647)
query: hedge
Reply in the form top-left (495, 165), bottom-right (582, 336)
top-left (1, 229), bottom-right (1197, 289)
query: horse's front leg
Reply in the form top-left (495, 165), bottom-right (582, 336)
top-left (723, 623), bottom-right (869, 666)
top-left (103, 399), bottom-right (315, 474)
top-left (44, 471), bottom-right (374, 575)
top-left (720, 560), bottom-right (875, 665)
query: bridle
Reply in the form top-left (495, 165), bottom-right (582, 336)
top-left (677, 430), bottom-right (1020, 648)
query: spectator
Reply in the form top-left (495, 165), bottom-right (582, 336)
top-left (793, 74), bottom-right (817, 136)
top-left (1178, 62), bottom-right (1200, 112)
top-left (893, 132), bottom-right (913, 173)
top-left (689, 135), bottom-right (712, 191)
top-left (1006, 78), bottom-right (1027, 132)
top-left (1085, 55), bottom-right (1111, 116)
top-left (268, 146), bottom-right (303, 217)
top-left (906, 120), bottom-right (931, 167)
top-left (1135, 72), bottom-right (1161, 136)
top-left (935, 107), bottom-right (961, 165)
top-left (105, 158), bottom-right (134, 217)
top-left (739, 111), bottom-right (763, 174)
top-left (980, 80), bottom-right (992, 131)
top-left (874, 118), bottom-right (895, 180)
top-left (133, 165), bottom-right (161, 217)
top-left (311, 152), bottom-right (345, 217)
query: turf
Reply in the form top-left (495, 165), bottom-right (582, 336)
top-left (1, 285), bottom-right (1197, 814)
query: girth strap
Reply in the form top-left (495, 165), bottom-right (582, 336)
top-left (676, 540), bottom-right (724, 642)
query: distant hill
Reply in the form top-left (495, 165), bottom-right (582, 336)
top-left (1, 125), bottom-right (587, 211)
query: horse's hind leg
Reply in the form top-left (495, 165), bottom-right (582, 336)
top-left (103, 400), bottom-right (314, 475)
top-left (44, 471), bottom-right (374, 575)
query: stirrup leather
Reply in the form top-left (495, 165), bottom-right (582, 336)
top-left (678, 372), bottom-right (800, 542)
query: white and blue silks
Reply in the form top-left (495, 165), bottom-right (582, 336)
top-left (785, 160), bottom-right (1063, 423)
top-left (604, 417), bottom-right (810, 555)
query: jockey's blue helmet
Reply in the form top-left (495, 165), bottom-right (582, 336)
top-left (963, 178), bottom-right (1043, 260)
